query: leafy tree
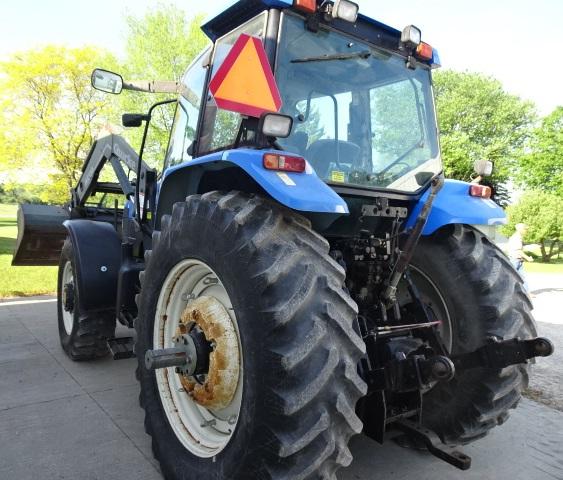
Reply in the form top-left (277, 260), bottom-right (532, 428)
top-left (433, 70), bottom-right (536, 203)
top-left (119, 5), bottom-right (209, 166)
top-left (517, 107), bottom-right (563, 196)
top-left (502, 191), bottom-right (563, 262)
top-left (0, 46), bottom-right (118, 203)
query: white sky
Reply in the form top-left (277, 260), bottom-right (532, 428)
top-left (1, 0), bottom-right (562, 115)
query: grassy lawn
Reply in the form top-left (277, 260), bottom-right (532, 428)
top-left (524, 258), bottom-right (563, 274)
top-left (523, 244), bottom-right (563, 274)
top-left (0, 201), bottom-right (560, 297)
top-left (0, 203), bottom-right (57, 298)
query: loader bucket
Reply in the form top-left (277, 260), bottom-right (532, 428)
top-left (12, 204), bottom-right (69, 266)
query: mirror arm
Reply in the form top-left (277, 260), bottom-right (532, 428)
top-left (135, 98), bottom-right (178, 221)
top-left (123, 80), bottom-right (180, 94)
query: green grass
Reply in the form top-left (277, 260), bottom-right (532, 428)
top-left (0, 201), bottom-right (561, 297)
top-left (524, 258), bottom-right (563, 274)
top-left (0, 203), bottom-right (57, 298)
top-left (523, 243), bottom-right (563, 274)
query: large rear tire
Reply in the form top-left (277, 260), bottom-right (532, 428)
top-left (410, 225), bottom-right (536, 444)
top-left (57, 239), bottom-right (116, 360)
top-left (136, 191), bottom-right (367, 480)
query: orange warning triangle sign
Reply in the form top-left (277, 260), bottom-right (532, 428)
top-left (209, 34), bottom-right (282, 118)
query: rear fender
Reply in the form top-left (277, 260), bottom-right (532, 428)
top-left (156, 149), bottom-right (349, 223)
top-left (405, 179), bottom-right (506, 235)
top-left (63, 220), bottom-right (121, 311)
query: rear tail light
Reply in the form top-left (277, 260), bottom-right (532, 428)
top-left (293, 0), bottom-right (317, 13)
top-left (263, 153), bottom-right (306, 173)
top-left (469, 185), bottom-right (492, 199)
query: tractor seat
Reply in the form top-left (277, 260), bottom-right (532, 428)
top-left (283, 131), bottom-right (309, 156)
top-left (306, 139), bottom-right (361, 179)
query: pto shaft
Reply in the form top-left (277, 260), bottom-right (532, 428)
top-left (145, 347), bottom-right (188, 370)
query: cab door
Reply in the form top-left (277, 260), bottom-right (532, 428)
top-left (164, 48), bottom-right (211, 169)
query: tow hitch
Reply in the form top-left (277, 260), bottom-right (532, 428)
top-left (364, 336), bottom-right (554, 470)
top-left (452, 336), bottom-right (554, 371)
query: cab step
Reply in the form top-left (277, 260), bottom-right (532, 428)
top-left (107, 337), bottom-right (135, 360)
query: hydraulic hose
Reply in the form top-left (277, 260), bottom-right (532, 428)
top-left (382, 175), bottom-right (445, 304)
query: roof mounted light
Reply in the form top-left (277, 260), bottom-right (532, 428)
top-left (331, 0), bottom-right (359, 23)
top-left (293, 0), bottom-right (317, 14)
top-left (415, 42), bottom-right (433, 61)
top-left (401, 25), bottom-right (422, 50)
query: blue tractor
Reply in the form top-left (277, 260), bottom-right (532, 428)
top-left (13, 0), bottom-right (553, 478)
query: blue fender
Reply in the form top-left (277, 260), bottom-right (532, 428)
top-left (160, 148), bottom-right (349, 214)
top-left (405, 179), bottom-right (507, 235)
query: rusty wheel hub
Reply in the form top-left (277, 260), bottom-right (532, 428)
top-left (176, 296), bottom-right (240, 410)
top-left (152, 258), bottom-right (243, 458)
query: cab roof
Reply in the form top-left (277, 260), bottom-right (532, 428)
top-left (201, 0), bottom-right (401, 42)
top-left (201, 0), bottom-right (440, 68)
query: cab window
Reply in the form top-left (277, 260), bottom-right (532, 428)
top-left (166, 48), bottom-right (210, 167)
top-left (200, 12), bottom-right (268, 153)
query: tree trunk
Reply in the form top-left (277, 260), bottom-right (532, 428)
top-left (540, 240), bottom-right (549, 263)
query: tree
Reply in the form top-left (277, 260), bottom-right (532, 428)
top-left (433, 71), bottom-right (536, 203)
top-left (517, 107), bottom-right (563, 196)
top-left (502, 191), bottom-right (563, 262)
top-left (119, 5), bottom-right (209, 166)
top-left (0, 46), bottom-right (118, 202)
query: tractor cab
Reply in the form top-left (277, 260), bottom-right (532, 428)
top-left (196, 0), bottom-right (442, 195)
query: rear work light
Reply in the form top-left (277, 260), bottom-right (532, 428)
top-left (263, 153), bottom-right (306, 173)
top-left (469, 184), bottom-right (492, 199)
top-left (293, 0), bottom-right (317, 14)
top-left (401, 25), bottom-right (421, 50)
top-left (416, 42), bottom-right (433, 61)
top-left (331, 0), bottom-right (359, 23)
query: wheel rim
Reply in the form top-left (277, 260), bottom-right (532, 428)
top-left (399, 266), bottom-right (453, 353)
top-left (61, 261), bottom-right (74, 335)
top-left (153, 259), bottom-right (243, 458)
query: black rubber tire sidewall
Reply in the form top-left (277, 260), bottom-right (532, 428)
top-left (136, 192), bottom-right (367, 480)
top-left (410, 225), bottom-right (536, 444)
top-left (57, 239), bottom-right (80, 353)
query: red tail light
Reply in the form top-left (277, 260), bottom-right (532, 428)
top-left (469, 185), bottom-right (492, 199)
top-left (263, 153), bottom-right (306, 173)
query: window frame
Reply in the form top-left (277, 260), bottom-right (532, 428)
top-left (163, 47), bottom-right (212, 170)
top-left (197, 11), bottom-right (271, 156)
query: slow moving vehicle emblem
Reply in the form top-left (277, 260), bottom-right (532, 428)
top-left (209, 33), bottom-right (282, 118)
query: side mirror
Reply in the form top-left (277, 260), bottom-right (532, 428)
top-left (122, 113), bottom-right (150, 128)
top-left (91, 69), bottom-right (123, 94)
top-left (474, 159), bottom-right (493, 177)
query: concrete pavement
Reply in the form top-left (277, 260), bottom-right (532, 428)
top-left (0, 275), bottom-right (561, 480)
top-left (527, 273), bottom-right (563, 411)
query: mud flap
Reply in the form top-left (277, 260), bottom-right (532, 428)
top-left (12, 204), bottom-right (69, 266)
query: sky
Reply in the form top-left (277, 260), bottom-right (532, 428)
top-left (1, 0), bottom-right (562, 115)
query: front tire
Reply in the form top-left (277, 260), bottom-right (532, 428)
top-left (410, 225), bottom-right (536, 444)
top-left (136, 191), bottom-right (367, 480)
top-left (57, 239), bottom-right (115, 360)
